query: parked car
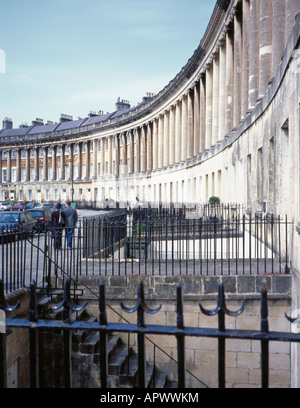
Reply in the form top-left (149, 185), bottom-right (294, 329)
top-left (37, 203), bottom-right (52, 209)
top-left (51, 203), bottom-right (66, 212)
top-left (23, 202), bottom-right (40, 211)
top-left (0, 211), bottom-right (36, 241)
top-left (0, 202), bottom-right (12, 211)
top-left (25, 208), bottom-right (52, 232)
top-left (10, 202), bottom-right (26, 211)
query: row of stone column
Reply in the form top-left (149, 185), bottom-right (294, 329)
top-left (0, 141), bottom-right (98, 184)
top-left (113, 0), bottom-right (299, 176)
top-left (1, 0), bottom-right (298, 183)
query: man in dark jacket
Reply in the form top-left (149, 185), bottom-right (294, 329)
top-left (51, 202), bottom-right (66, 249)
top-left (63, 200), bottom-right (78, 248)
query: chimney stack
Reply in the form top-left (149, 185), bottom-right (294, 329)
top-left (115, 98), bottom-right (130, 112)
top-left (2, 117), bottom-right (13, 130)
top-left (32, 118), bottom-right (44, 127)
top-left (60, 114), bottom-right (73, 123)
top-left (142, 92), bottom-right (155, 103)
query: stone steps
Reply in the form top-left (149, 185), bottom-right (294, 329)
top-left (72, 312), bottom-right (177, 388)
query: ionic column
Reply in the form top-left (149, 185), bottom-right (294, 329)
top-left (146, 124), bottom-right (152, 172)
top-left (107, 137), bottom-right (112, 177)
top-left (85, 142), bottom-right (90, 179)
top-left (285, 0), bottom-right (299, 45)
top-left (212, 56), bottom-right (219, 145)
top-left (175, 102), bottom-right (181, 163)
top-left (114, 136), bottom-right (119, 178)
top-left (218, 40), bottom-right (226, 141)
top-left (77, 143), bottom-right (82, 180)
top-left (249, 0), bottom-right (260, 109)
top-left (6, 151), bottom-right (11, 183)
top-left (140, 126), bottom-right (146, 173)
top-left (181, 95), bottom-right (188, 160)
top-left (99, 139), bottom-right (105, 175)
top-left (163, 111), bottom-right (169, 167)
top-left (225, 29), bottom-right (234, 135)
top-left (158, 116), bottom-right (164, 169)
top-left (205, 64), bottom-right (213, 148)
top-left (259, 0), bottom-right (272, 99)
top-left (152, 120), bottom-right (158, 170)
top-left (272, 0), bottom-right (286, 78)
top-left (193, 83), bottom-right (200, 156)
top-left (187, 90), bottom-right (194, 158)
top-left (25, 148), bottom-right (30, 182)
top-left (16, 149), bottom-right (21, 182)
top-left (199, 74), bottom-right (206, 152)
top-left (93, 140), bottom-right (98, 179)
top-left (61, 145), bottom-right (65, 181)
top-left (234, 9), bottom-right (242, 128)
top-left (52, 146), bottom-right (56, 181)
top-left (134, 129), bottom-right (140, 174)
top-left (169, 106), bottom-right (175, 165)
top-left (128, 131), bottom-right (134, 174)
top-left (69, 144), bottom-right (74, 181)
top-left (43, 147), bottom-right (47, 181)
top-left (241, 0), bottom-right (250, 118)
top-left (34, 148), bottom-right (39, 181)
top-left (121, 134), bottom-right (127, 175)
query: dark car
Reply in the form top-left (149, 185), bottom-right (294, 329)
top-left (0, 211), bottom-right (36, 241)
top-left (51, 203), bottom-right (66, 212)
top-left (23, 202), bottom-right (40, 211)
top-left (25, 208), bottom-right (52, 232)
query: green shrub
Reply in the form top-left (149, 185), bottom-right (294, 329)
top-left (208, 196), bottom-right (220, 205)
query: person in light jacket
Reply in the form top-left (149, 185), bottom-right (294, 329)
top-left (63, 200), bottom-right (78, 249)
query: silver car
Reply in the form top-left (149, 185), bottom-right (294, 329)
top-left (0, 202), bottom-right (12, 211)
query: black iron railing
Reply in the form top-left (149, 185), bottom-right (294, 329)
top-left (0, 278), bottom-right (298, 388)
top-left (0, 207), bottom-right (292, 294)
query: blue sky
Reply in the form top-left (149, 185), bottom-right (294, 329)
top-left (0, 0), bottom-right (215, 128)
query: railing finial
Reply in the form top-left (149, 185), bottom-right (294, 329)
top-left (0, 280), bottom-right (20, 313)
top-left (199, 283), bottom-right (245, 330)
top-left (49, 278), bottom-right (87, 322)
top-left (121, 279), bottom-right (161, 327)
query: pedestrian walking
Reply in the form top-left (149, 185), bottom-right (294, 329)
top-left (63, 200), bottom-right (78, 249)
top-left (51, 203), bottom-right (66, 249)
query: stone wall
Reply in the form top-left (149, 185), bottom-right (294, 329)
top-left (4, 288), bottom-right (30, 388)
top-left (2, 274), bottom-right (292, 388)
top-left (78, 274), bottom-right (292, 388)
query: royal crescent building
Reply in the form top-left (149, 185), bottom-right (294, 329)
top-left (1, 0), bottom-right (300, 384)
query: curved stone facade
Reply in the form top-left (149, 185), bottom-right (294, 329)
top-left (1, 0), bottom-right (300, 386)
top-left (0, 0), bottom-right (298, 210)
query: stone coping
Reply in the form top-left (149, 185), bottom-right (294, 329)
top-left (76, 274), bottom-right (291, 301)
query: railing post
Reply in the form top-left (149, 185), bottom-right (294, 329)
top-left (260, 285), bottom-right (269, 388)
top-left (121, 279), bottom-right (161, 388)
top-left (62, 279), bottom-right (72, 388)
top-left (285, 215), bottom-right (289, 274)
top-left (49, 278), bottom-right (87, 388)
top-left (200, 283), bottom-right (245, 389)
top-left (99, 281), bottom-right (108, 388)
top-left (29, 280), bottom-right (39, 388)
top-left (176, 284), bottom-right (185, 388)
top-left (0, 280), bottom-right (7, 388)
